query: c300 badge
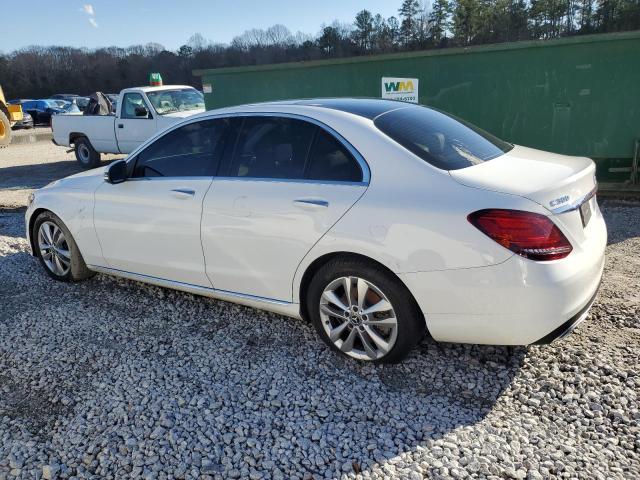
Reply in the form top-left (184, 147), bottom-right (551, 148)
top-left (549, 195), bottom-right (570, 208)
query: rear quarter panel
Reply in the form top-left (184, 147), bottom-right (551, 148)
top-left (290, 118), bottom-right (551, 303)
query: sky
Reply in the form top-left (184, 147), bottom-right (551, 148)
top-left (1, 0), bottom-right (402, 53)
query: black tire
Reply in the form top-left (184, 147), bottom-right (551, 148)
top-left (74, 137), bottom-right (101, 169)
top-left (0, 110), bottom-right (10, 148)
top-left (307, 257), bottom-right (425, 363)
top-left (33, 211), bottom-right (95, 282)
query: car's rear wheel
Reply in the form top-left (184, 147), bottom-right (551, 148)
top-left (74, 137), bottom-right (101, 169)
top-left (34, 211), bottom-right (95, 282)
top-left (307, 257), bottom-right (425, 363)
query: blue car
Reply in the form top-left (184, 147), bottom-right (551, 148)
top-left (19, 99), bottom-right (66, 125)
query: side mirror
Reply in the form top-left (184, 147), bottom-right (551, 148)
top-left (135, 105), bottom-right (148, 117)
top-left (104, 159), bottom-right (127, 184)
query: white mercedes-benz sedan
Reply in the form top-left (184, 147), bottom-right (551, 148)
top-left (26, 98), bottom-right (606, 363)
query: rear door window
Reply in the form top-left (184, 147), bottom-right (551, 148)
top-left (227, 116), bottom-right (316, 179)
top-left (374, 106), bottom-right (513, 170)
top-left (306, 129), bottom-right (362, 182)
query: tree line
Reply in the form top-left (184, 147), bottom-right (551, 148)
top-left (1, 0), bottom-right (638, 99)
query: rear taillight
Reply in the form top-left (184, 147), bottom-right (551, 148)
top-left (468, 209), bottom-right (572, 261)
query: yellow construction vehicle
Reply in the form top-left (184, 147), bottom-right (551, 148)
top-left (0, 85), bottom-right (23, 147)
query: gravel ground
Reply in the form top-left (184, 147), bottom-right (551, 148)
top-left (0, 141), bottom-right (121, 210)
top-left (9, 126), bottom-right (52, 142)
top-left (0, 201), bottom-right (638, 480)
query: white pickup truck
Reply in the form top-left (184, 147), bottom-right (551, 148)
top-left (52, 85), bottom-right (206, 168)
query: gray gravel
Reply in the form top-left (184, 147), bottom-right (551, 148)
top-left (0, 201), bottom-right (638, 479)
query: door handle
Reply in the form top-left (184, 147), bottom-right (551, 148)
top-left (118, 124), bottom-right (124, 128)
top-left (171, 188), bottom-right (196, 198)
top-left (293, 198), bottom-right (329, 208)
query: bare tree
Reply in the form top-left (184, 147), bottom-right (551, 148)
top-left (1, 1), bottom-right (639, 99)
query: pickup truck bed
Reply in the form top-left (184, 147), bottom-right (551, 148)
top-left (53, 114), bottom-right (116, 153)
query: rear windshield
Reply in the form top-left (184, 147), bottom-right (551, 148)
top-left (374, 106), bottom-right (513, 170)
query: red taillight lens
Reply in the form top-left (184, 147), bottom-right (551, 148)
top-left (468, 209), bottom-right (572, 261)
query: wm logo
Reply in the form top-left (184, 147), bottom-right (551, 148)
top-left (384, 81), bottom-right (415, 93)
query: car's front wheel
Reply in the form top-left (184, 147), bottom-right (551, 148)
top-left (33, 211), bottom-right (95, 282)
top-left (307, 257), bottom-right (425, 363)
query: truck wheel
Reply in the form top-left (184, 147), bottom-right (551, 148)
top-left (0, 110), bottom-right (11, 148)
top-left (74, 137), bottom-right (101, 169)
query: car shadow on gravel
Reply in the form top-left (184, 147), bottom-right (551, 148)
top-left (0, 159), bottom-right (112, 190)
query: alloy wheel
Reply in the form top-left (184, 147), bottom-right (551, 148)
top-left (319, 276), bottom-right (398, 361)
top-left (38, 221), bottom-right (71, 276)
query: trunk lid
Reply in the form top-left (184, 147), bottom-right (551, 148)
top-left (450, 144), bottom-right (598, 245)
top-left (450, 145), bottom-right (596, 211)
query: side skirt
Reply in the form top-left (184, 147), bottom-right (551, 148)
top-left (87, 265), bottom-right (302, 319)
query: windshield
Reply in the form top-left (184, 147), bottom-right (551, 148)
top-left (76, 97), bottom-right (90, 108)
top-left (43, 100), bottom-right (63, 109)
top-left (62, 102), bottom-right (80, 113)
top-left (374, 105), bottom-right (513, 170)
top-left (146, 89), bottom-right (205, 115)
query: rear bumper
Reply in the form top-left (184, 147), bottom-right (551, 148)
top-left (399, 208), bottom-right (607, 345)
top-left (13, 119), bottom-right (33, 129)
top-left (532, 280), bottom-right (600, 344)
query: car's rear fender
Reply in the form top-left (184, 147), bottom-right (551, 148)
top-left (399, 216), bottom-right (606, 345)
top-left (291, 172), bottom-right (551, 304)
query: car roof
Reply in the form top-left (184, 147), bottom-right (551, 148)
top-left (253, 98), bottom-right (417, 120)
top-left (128, 85), bottom-right (196, 93)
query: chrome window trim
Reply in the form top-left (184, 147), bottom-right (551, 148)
top-left (125, 176), bottom-right (215, 182)
top-left (550, 186), bottom-right (598, 214)
top-left (124, 111), bottom-right (371, 185)
top-left (124, 175), bottom-right (366, 187)
top-left (213, 176), bottom-right (368, 187)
